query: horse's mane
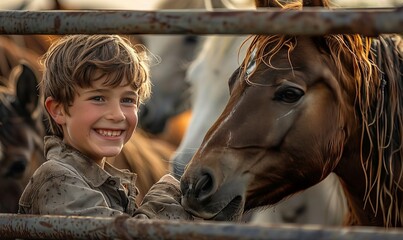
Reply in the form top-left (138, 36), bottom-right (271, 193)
top-left (241, 1), bottom-right (403, 227)
top-left (363, 35), bottom-right (403, 226)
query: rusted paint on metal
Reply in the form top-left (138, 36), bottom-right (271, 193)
top-left (39, 220), bottom-right (53, 228)
top-left (0, 8), bottom-right (402, 35)
top-left (54, 15), bottom-right (61, 30)
top-left (2, 213), bottom-right (403, 239)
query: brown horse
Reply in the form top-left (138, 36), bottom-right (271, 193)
top-left (181, 0), bottom-right (403, 227)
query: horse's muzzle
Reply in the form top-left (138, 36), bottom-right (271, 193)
top-left (180, 167), bottom-right (247, 221)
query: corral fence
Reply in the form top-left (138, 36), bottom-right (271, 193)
top-left (2, 214), bottom-right (403, 239)
top-left (0, 7), bottom-right (402, 35)
top-left (1, 6), bottom-right (403, 239)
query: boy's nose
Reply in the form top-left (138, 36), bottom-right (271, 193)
top-left (106, 104), bottom-right (125, 121)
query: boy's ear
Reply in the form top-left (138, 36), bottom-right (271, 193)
top-left (45, 97), bottom-right (66, 125)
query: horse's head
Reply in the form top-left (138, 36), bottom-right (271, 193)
top-left (0, 63), bottom-right (45, 213)
top-left (180, 0), bottom-right (389, 222)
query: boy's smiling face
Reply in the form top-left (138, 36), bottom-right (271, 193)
top-left (49, 76), bottom-right (139, 165)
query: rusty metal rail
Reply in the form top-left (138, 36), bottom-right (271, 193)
top-left (0, 7), bottom-right (402, 35)
top-left (1, 213), bottom-right (403, 239)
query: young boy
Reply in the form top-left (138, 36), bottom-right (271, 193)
top-left (18, 35), bottom-right (192, 220)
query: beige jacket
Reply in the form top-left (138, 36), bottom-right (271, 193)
top-left (19, 136), bottom-right (193, 220)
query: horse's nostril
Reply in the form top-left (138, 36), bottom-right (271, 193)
top-left (6, 159), bottom-right (27, 178)
top-left (194, 172), bottom-right (214, 201)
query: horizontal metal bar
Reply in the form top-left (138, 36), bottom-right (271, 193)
top-left (0, 8), bottom-right (402, 35)
top-left (1, 213), bottom-right (403, 239)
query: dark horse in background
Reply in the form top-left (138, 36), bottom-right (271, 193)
top-left (0, 63), bottom-right (45, 213)
top-left (181, 0), bottom-right (403, 227)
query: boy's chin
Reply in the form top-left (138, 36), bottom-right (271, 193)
top-left (100, 146), bottom-right (124, 158)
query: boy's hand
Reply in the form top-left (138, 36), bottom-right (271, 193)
top-left (133, 174), bottom-right (194, 220)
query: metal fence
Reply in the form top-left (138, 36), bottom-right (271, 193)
top-left (0, 8), bottom-right (402, 35)
top-left (2, 213), bottom-right (403, 239)
top-left (1, 6), bottom-right (403, 239)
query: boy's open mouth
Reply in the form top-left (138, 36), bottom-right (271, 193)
top-left (95, 129), bottom-right (123, 137)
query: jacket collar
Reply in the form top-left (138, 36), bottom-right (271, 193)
top-left (44, 135), bottom-right (137, 188)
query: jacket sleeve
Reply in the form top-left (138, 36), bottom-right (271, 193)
top-left (133, 174), bottom-right (194, 220)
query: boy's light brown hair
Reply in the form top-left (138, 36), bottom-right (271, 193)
top-left (41, 34), bottom-right (152, 137)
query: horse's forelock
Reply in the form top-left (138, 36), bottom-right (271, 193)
top-left (241, 1), bottom-right (303, 80)
top-left (241, 35), bottom-right (295, 86)
top-left (244, 0), bottom-right (338, 79)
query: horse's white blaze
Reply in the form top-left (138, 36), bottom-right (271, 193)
top-left (276, 109), bottom-right (295, 121)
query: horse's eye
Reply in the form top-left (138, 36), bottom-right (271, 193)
top-left (274, 87), bottom-right (304, 103)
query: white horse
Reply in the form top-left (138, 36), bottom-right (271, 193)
top-left (138, 0), bottom-right (242, 146)
top-left (137, 1), bottom-right (206, 137)
top-left (171, 35), bottom-right (348, 225)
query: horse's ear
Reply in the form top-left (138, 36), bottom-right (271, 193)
top-left (303, 0), bottom-right (330, 7)
top-left (14, 63), bottom-right (40, 114)
top-left (255, 0), bottom-right (282, 8)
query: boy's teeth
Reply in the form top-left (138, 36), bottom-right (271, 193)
top-left (97, 129), bottom-right (122, 137)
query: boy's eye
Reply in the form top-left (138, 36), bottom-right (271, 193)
top-left (91, 96), bottom-right (105, 102)
top-left (122, 98), bottom-right (137, 105)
